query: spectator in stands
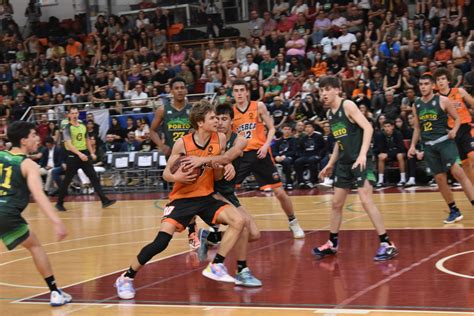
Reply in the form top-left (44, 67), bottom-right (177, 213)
top-left (274, 53), bottom-right (290, 83)
top-left (151, 7), bottom-right (169, 31)
top-left (446, 59), bottom-right (463, 87)
top-left (272, 124), bottom-right (297, 190)
top-left (125, 84), bottom-right (148, 112)
top-left (219, 39), bottom-right (236, 64)
top-left (235, 38), bottom-right (251, 66)
top-left (201, 0), bottom-right (223, 38)
top-left (374, 120), bottom-right (407, 187)
top-left (121, 131), bottom-right (141, 152)
top-left (134, 118), bottom-right (150, 142)
top-left (77, 135), bottom-right (106, 195)
top-left (10, 92), bottom-right (29, 121)
top-left (285, 31), bottom-right (306, 62)
top-left (281, 72), bottom-right (301, 102)
top-left (152, 29), bottom-right (167, 55)
top-left (248, 10), bottom-right (264, 38)
top-left (269, 96), bottom-right (289, 130)
top-left (125, 117), bottom-right (137, 135)
top-left (289, 95), bottom-right (314, 123)
top-left (272, 0), bottom-right (290, 20)
top-left (265, 31), bottom-right (285, 59)
top-left (277, 14), bottom-right (294, 41)
top-left (383, 64), bottom-right (402, 94)
top-left (311, 11), bottom-right (331, 45)
top-left (0, 117), bottom-right (8, 139)
top-left (264, 77), bottom-right (282, 104)
top-left (138, 132), bottom-right (156, 152)
top-left (408, 39), bottom-right (429, 76)
top-left (310, 52), bottom-right (327, 78)
top-left (204, 61), bottom-right (223, 93)
top-left (39, 136), bottom-right (64, 195)
top-left (107, 117), bottom-right (125, 142)
top-left (352, 79), bottom-right (371, 108)
top-left (37, 114), bottom-right (49, 145)
top-left (262, 11), bottom-right (277, 38)
top-left (153, 63), bottom-right (173, 93)
top-left (240, 54), bottom-right (259, 82)
top-left (381, 90), bottom-right (401, 120)
top-left (104, 134), bottom-right (122, 153)
top-left (400, 87), bottom-right (418, 119)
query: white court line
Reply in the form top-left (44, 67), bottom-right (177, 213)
top-left (435, 250), bottom-right (474, 279)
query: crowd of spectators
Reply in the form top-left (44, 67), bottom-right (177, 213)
top-left (0, 0), bottom-right (473, 191)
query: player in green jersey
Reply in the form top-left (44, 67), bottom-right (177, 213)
top-left (312, 76), bottom-right (398, 261)
top-left (0, 121), bottom-right (72, 306)
top-left (408, 74), bottom-right (474, 224)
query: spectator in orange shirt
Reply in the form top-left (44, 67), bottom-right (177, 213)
top-left (352, 79), bottom-right (372, 108)
top-left (434, 40), bottom-right (452, 66)
top-left (65, 37), bottom-right (83, 59)
top-left (310, 52), bottom-right (327, 78)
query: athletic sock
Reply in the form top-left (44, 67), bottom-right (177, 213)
top-left (379, 233), bottom-right (391, 245)
top-left (448, 202), bottom-right (458, 211)
top-left (45, 275), bottom-right (59, 292)
top-left (329, 232), bottom-right (339, 247)
top-left (188, 222), bottom-right (196, 236)
top-left (207, 231), bottom-right (222, 244)
top-left (288, 214), bottom-right (296, 222)
top-left (471, 200), bottom-right (474, 206)
top-left (400, 173), bottom-right (406, 182)
top-left (237, 260), bottom-right (247, 273)
top-left (212, 253), bottom-right (225, 264)
top-left (124, 267), bottom-right (137, 279)
top-left (378, 174), bottom-right (384, 183)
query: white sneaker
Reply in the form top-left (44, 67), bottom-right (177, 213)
top-left (397, 180), bottom-right (405, 187)
top-left (115, 273), bottom-right (136, 299)
top-left (50, 290), bottom-right (72, 307)
top-left (202, 263), bottom-right (235, 283)
top-left (289, 219), bottom-right (305, 239)
top-left (405, 179), bottom-right (416, 187)
top-left (319, 178), bottom-right (334, 187)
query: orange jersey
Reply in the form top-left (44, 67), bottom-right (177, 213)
top-left (441, 88), bottom-right (472, 128)
top-left (233, 101), bottom-right (267, 151)
top-left (169, 132), bottom-right (221, 201)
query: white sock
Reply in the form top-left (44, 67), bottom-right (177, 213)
top-left (408, 177), bottom-right (415, 183)
top-left (400, 173), bottom-right (406, 182)
top-left (378, 174), bottom-right (384, 183)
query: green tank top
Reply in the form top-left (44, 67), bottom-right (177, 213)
top-left (214, 133), bottom-right (240, 194)
top-left (0, 151), bottom-right (29, 213)
top-left (414, 95), bottom-right (448, 142)
top-left (63, 122), bottom-right (87, 151)
top-left (328, 100), bottom-right (364, 163)
top-left (162, 102), bottom-right (192, 148)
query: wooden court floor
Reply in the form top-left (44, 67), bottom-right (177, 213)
top-left (1, 187), bottom-right (473, 316)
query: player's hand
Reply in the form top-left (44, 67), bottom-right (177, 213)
top-left (352, 155), bottom-right (366, 171)
top-left (407, 146), bottom-right (416, 158)
top-left (53, 221), bottom-right (67, 241)
top-left (182, 156), bottom-right (206, 169)
top-left (91, 153), bottom-right (97, 161)
top-left (223, 163), bottom-right (235, 181)
top-left (257, 144), bottom-right (269, 159)
top-left (79, 153), bottom-right (88, 161)
top-left (160, 144), bottom-right (171, 156)
top-left (174, 166), bottom-right (198, 184)
top-left (447, 129), bottom-right (456, 139)
top-left (319, 164), bottom-right (333, 180)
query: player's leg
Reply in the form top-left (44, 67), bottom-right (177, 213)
top-left (80, 160), bottom-right (116, 208)
top-left (20, 231), bottom-right (72, 306)
top-left (56, 155), bottom-right (81, 211)
top-left (233, 224), bottom-right (262, 287)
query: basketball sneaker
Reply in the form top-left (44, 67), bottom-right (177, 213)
top-left (202, 263), bottom-right (235, 283)
top-left (235, 267), bottom-right (262, 287)
top-left (188, 232), bottom-right (201, 250)
top-left (115, 273), bottom-right (136, 299)
top-left (289, 219), bottom-right (305, 238)
top-left (197, 228), bottom-right (209, 262)
top-left (50, 290), bottom-right (72, 307)
top-left (373, 242), bottom-right (398, 261)
top-left (444, 209), bottom-right (463, 224)
top-left (312, 240), bottom-right (338, 259)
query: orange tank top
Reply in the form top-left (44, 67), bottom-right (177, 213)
top-left (233, 101), bottom-right (266, 151)
top-left (169, 132), bottom-right (221, 201)
top-left (443, 88), bottom-right (472, 128)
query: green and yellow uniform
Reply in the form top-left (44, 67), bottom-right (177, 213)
top-left (0, 151), bottom-right (31, 250)
top-left (328, 100), bottom-right (376, 188)
top-left (415, 95), bottom-right (460, 175)
top-left (214, 133), bottom-right (241, 207)
top-left (62, 122), bottom-right (87, 151)
top-left (162, 102), bottom-right (192, 148)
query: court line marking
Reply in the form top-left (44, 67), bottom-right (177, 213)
top-left (435, 250), bottom-right (474, 279)
top-left (336, 233), bottom-right (474, 308)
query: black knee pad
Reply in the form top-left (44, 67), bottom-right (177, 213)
top-left (137, 232), bottom-right (172, 265)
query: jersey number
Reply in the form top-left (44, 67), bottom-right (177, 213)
top-left (0, 164), bottom-right (12, 189)
top-left (76, 133), bottom-right (83, 141)
top-left (172, 132), bottom-right (185, 142)
top-left (243, 131), bottom-right (252, 139)
top-left (423, 122), bottom-right (432, 132)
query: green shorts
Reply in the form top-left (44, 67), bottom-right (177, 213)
top-left (334, 160), bottom-right (376, 189)
top-left (424, 139), bottom-right (460, 175)
top-left (0, 214), bottom-right (30, 250)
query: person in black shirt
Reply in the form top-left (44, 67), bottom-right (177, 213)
top-left (272, 124), bottom-right (297, 190)
top-left (139, 132), bottom-right (157, 152)
top-left (265, 31), bottom-right (285, 58)
top-left (104, 134), bottom-right (121, 152)
top-left (268, 97), bottom-right (289, 130)
top-left (294, 122), bottom-right (326, 188)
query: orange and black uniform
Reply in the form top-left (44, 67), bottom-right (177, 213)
top-left (163, 132), bottom-right (230, 232)
top-left (440, 88), bottom-right (473, 161)
top-left (233, 101), bottom-right (282, 189)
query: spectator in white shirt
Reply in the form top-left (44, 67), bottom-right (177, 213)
top-left (337, 25), bottom-right (357, 53)
top-left (248, 10), bottom-right (265, 38)
top-left (240, 54), bottom-right (259, 82)
top-left (236, 38), bottom-right (252, 65)
top-left (52, 78), bottom-right (65, 96)
top-left (273, 0), bottom-right (290, 20)
top-left (125, 84), bottom-right (148, 112)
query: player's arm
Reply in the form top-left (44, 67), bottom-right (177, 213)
top-left (163, 138), bottom-right (196, 184)
top-left (440, 95), bottom-right (460, 138)
top-left (213, 133), bottom-right (227, 181)
top-left (459, 87), bottom-right (474, 109)
top-left (408, 106), bottom-right (421, 157)
top-left (257, 101), bottom-right (275, 159)
top-left (149, 105), bottom-right (170, 155)
top-left (63, 125), bottom-right (88, 161)
top-left (345, 100), bottom-right (372, 170)
top-left (22, 159), bottom-right (67, 241)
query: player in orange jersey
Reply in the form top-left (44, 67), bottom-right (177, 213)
top-left (434, 68), bottom-right (474, 185)
top-left (114, 100), bottom-right (259, 300)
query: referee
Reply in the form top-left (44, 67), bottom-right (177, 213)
top-left (55, 106), bottom-right (116, 211)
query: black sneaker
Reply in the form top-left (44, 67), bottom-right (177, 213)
top-left (102, 199), bottom-right (117, 208)
top-left (312, 240), bottom-right (338, 260)
top-left (55, 203), bottom-right (66, 212)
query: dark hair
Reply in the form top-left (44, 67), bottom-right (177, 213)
top-left (433, 67), bottom-right (450, 81)
top-left (189, 99), bottom-right (215, 129)
top-left (383, 120), bottom-right (394, 126)
top-left (169, 77), bottom-right (187, 89)
top-left (319, 76), bottom-right (341, 89)
top-left (305, 121), bottom-right (316, 129)
top-left (7, 121), bottom-right (36, 147)
top-left (232, 79), bottom-right (249, 90)
top-left (45, 136), bottom-right (55, 144)
top-left (215, 102), bottom-right (234, 119)
top-left (420, 73), bottom-right (435, 82)
top-left (68, 105), bottom-right (79, 112)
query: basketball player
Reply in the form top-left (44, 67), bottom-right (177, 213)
top-left (434, 68), bottom-right (474, 184)
top-left (408, 74), bottom-right (474, 224)
top-left (198, 102), bottom-right (262, 287)
top-left (149, 77), bottom-right (199, 249)
top-left (0, 121), bottom-right (72, 306)
top-left (115, 101), bottom-right (255, 299)
top-left (313, 76), bottom-right (398, 261)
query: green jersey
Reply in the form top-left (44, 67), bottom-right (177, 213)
top-left (414, 95), bottom-right (448, 142)
top-left (63, 122), bottom-right (88, 151)
top-left (214, 133), bottom-right (240, 194)
top-left (0, 151), bottom-right (29, 213)
top-left (162, 102), bottom-right (192, 148)
top-left (328, 100), bottom-right (364, 163)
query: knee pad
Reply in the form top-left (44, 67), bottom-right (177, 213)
top-left (137, 232), bottom-right (172, 265)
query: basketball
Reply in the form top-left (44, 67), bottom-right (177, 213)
top-left (170, 155), bottom-right (203, 179)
